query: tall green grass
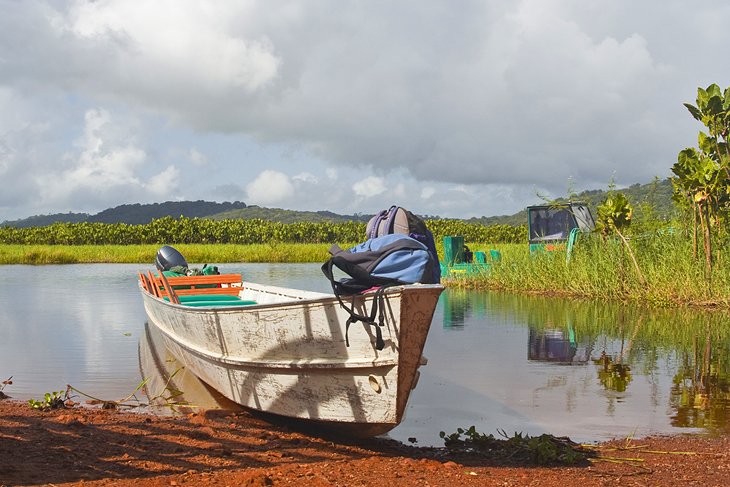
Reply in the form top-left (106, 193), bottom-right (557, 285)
top-left (0, 243), bottom-right (337, 265)
top-left (449, 234), bottom-right (730, 307)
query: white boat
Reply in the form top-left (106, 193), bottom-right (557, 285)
top-left (138, 271), bottom-right (443, 436)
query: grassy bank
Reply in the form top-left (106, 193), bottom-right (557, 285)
top-left (449, 235), bottom-right (730, 307)
top-left (0, 243), bottom-right (337, 265)
top-left (4, 234), bottom-right (730, 308)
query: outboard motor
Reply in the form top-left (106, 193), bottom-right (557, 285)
top-left (155, 245), bottom-right (188, 271)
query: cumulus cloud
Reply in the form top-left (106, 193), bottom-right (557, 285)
top-left (66, 1), bottom-right (281, 101)
top-left (292, 172), bottom-right (317, 184)
top-left (245, 170), bottom-right (295, 205)
top-left (147, 165), bottom-right (181, 196)
top-left (352, 176), bottom-right (387, 199)
top-left (36, 108), bottom-right (179, 211)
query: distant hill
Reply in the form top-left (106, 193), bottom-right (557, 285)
top-left (466, 178), bottom-right (676, 226)
top-left (0, 200), bottom-right (370, 227)
top-left (1, 178), bottom-right (678, 228)
top-left (0, 212), bottom-right (90, 228)
top-left (210, 206), bottom-right (371, 223)
top-left (1, 201), bottom-right (247, 227)
top-left (87, 200), bottom-right (248, 224)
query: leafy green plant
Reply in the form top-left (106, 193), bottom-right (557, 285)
top-left (439, 425), bottom-right (592, 465)
top-left (674, 83), bottom-right (730, 281)
top-left (596, 192), bottom-right (645, 285)
top-left (28, 390), bottom-right (67, 411)
top-left (439, 425), bottom-right (495, 447)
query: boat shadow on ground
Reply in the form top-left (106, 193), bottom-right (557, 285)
top-left (0, 398), bottom-right (592, 486)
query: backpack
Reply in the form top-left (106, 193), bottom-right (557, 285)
top-left (321, 233), bottom-right (438, 350)
top-left (366, 206), bottom-right (441, 283)
top-left (166, 264), bottom-right (220, 276)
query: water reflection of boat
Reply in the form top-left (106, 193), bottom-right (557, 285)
top-left (138, 272), bottom-right (443, 437)
top-left (138, 322), bottom-right (242, 414)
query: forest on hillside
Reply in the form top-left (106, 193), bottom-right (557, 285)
top-left (1, 178), bottom-right (675, 228)
top-left (469, 178), bottom-right (675, 227)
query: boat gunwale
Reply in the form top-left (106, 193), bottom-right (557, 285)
top-left (138, 280), bottom-right (444, 313)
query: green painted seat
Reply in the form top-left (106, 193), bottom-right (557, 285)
top-left (163, 294), bottom-right (244, 302)
top-left (162, 295), bottom-right (256, 307)
top-left (181, 300), bottom-right (257, 307)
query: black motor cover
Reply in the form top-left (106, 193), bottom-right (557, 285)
top-left (155, 245), bottom-right (188, 271)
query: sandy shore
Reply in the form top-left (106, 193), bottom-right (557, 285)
top-left (1, 399), bottom-right (730, 486)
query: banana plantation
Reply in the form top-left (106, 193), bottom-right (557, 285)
top-left (0, 216), bottom-right (526, 246)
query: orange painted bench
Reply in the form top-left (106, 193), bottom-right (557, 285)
top-left (139, 272), bottom-right (245, 304)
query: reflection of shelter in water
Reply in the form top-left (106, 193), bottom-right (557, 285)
top-left (528, 326), bottom-right (592, 365)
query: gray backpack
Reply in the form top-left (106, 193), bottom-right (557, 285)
top-left (366, 206), bottom-right (441, 283)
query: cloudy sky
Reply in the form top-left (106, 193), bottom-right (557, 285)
top-left (0, 0), bottom-right (727, 222)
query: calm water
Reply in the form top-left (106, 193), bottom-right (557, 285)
top-left (2, 264), bottom-right (730, 446)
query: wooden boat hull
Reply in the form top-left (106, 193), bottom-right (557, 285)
top-left (140, 280), bottom-right (443, 436)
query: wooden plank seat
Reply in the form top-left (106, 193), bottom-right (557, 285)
top-left (164, 274), bottom-right (243, 293)
top-left (140, 272), bottom-right (256, 307)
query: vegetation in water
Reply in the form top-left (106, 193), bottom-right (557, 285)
top-left (64, 368), bottom-right (192, 412)
top-left (28, 390), bottom-right (68, 411)
top-left (26, 369), bottom-right (192, 413)
top-left (0, 376), bottom-right (12, 400)
top-left (439, 426), bottom-right (593, 465)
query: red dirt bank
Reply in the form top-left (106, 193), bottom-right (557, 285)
top-left (1, 400), bottom-right (729, 486)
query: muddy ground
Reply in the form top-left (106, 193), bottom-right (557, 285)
top-left (1, 399), bottom-right (729, 486)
